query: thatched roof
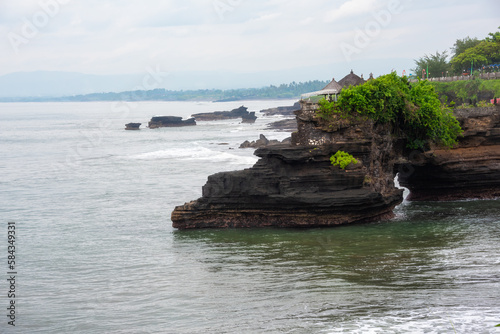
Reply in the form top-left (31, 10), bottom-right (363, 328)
top-left (301, 77), bottom-right (341, 99)
top-left (300, 71), bottom-right (365, 99)
top-left (322, 77), bottom-right (342, 92)
top-left (338, 70), bottom-right (365, 88)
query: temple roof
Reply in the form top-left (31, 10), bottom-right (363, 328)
top-left (321, 77), bottom-right (342, 92)
top-left (300, 71), bottom-right (365, 99)
top-left (338, 70), bottom-right (365, 88)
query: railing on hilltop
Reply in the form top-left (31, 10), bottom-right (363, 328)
top-left (409, 72), bottom-right (500, 83)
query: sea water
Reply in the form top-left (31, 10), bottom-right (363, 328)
top-left (0, 101), bottom-right (499, 333)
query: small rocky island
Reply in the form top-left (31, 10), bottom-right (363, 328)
top-left (125, 123), bottom-right (141, 130)
top-left (148, 116), bottom-right (196, 128)
top-left (172, 73), bottom-right (500, 230)
top-left (192, 106), bottom-right (257, 123)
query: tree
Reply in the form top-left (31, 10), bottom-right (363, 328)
top-left (450, 40), bottom-right (500, 74)
top-left (448, 27), bottom-right (500, 74)
top-left (451, 36), bottom-right (481, 58)
top-left (412, 50), bottom-right (451, 78)
top-left (485, 27), bottom-right (500, 43)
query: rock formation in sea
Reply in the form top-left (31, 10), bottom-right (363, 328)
top-left (125, 123), bottom-right (141, 130)
top-left (240, 134), bottom-right (291, 149)
top-left (148, 116), bottom-right (196, 128)
top-left (172, 101), bottom-right (500, 229)
top-left (260, 102), bottom-right (301, 116)
top-left (171, 101), bottom-right (404, 229)
top-left (192, 106), bottom-right (257, 123)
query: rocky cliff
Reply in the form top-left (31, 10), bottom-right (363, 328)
top-left (397, 106), bottom-right (500, 200)
top-left (171, 101), bottom-right (403, 229)
top-left (171, 103), bottom-right (500, 229)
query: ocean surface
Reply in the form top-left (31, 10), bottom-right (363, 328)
top-left (1, 101), bottom-right (499, 334)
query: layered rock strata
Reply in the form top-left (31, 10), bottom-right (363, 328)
top-left (397, 106), bottom-right (500, 200)
top-left (172, 101), bottom-right (403, 229)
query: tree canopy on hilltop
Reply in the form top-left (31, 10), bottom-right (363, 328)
top-left (412, 27), bottom-right (500, 76)
top-left (412, 50), bottom-right (450, 78)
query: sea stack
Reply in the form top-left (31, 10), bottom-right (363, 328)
top-left (171, 100), bottom-right (404, 229)
top-left (125, 123), bottom-right (141, 130)
top-left (148, 116), bottom-right (196, 128)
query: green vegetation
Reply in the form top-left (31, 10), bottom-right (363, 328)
top-left (412, 50), bottom-right (450, 78)
top-left (430, 78), bottom-right (500, 106)
top-left (318, 73), bottom-right (462, 149)
top-left (412, 27), bottom-right (500, 77)
top-left (452, 36), bottom-right (481, 58)
top-left (330, 151), bottom-right (358, 169)
top-left (450, 40), bottom-right (500, 74)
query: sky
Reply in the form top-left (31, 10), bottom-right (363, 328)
top-left (0, 0), bottom-right (499, 90)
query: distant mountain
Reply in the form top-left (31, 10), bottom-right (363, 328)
top-left (0, 71), bottom-right (144, 98)
top-left (0, 70), bottom-right (328, 99)
top-left (0, 58), bottom-right (414, 99)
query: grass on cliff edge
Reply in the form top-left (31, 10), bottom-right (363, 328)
top-left (317, 72), bottom-right (463, 149)
top-left (431, 77), bottom-right (500, 105)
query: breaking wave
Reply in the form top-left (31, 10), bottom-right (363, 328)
top-left (127, 146), bottom-right (258, 165)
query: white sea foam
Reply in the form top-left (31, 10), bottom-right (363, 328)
top-left (127, 146), bottom-right (258, 165)
top-left (324, 310), bottom-right (500, 334)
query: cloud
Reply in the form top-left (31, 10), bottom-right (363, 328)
top-left (0, 0), bottom-right (499, 89)
top-left (325, 0), bottom-right (381, 22)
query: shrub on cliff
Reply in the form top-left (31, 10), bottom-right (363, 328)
top-left (317, 72), bottom-right (462, 149)
top-left (330, 150), bottom-right (358, 169)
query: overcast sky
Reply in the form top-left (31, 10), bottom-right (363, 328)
top-left (0, 0), bottom-right (499, 88)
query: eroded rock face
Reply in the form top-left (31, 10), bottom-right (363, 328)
top-left (397, 106), bottom-right (500, 200)
top-left (172, 101), bottom-right (403, 229)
